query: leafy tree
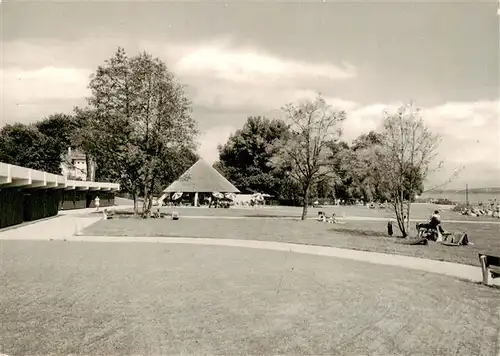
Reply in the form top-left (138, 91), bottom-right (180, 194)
top-left (324, 131), bottom-right (426, 206)
top-left (323, 141), bottom-right (352, 202)
top-left (336, 131), bottom-right (385, 203)
top-left (214, 116), bottom-right (289, 196)
top-left (35, 113), bottom-right (83, 176)
top-left (71, 107), bottom-right (99, 181)
top-left (153, 146), bottom-right (199, 195)
top-left (351, 131), bottom-right (384, 151)
top-left (376, 104), bottom-right (439, 237)
top-left (272, 95), bottom-right (346, 220)
top-left (0, 123), bottom-right (62, 174)
top-left (0, 114), bottom-right (80, 175)
top-left (81, 47), bottom-right (198, 215)
top-left (35, 113), bottom-right (76, 153)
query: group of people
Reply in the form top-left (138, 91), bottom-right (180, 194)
top-left (461, 206), bottom-right (500, 218)
top-left (417, 210), bottom-right (470, 246)
top-left (317, 211), bottom-right (337, 223)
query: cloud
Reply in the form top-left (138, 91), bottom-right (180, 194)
top-left (338, 99), bottom-right (500, 188)
top-left (1, 66), bottom-right (91, 123)
top-left (2, 67), bottom-right (91, 101)
top-left (342, 103), bottom-right (395, 141)
top-left (197, 125), bottom-right (237, 165)
top-left (2, 39), bottom-right (134, 70)
top-left (190, 84), bottom-right (358, 113)
top-left (172, 38), bottom-right (356, 85)
top-left (1, 37), bottom-right (357, 124)
top-left (420, 100), bottom-right (499, 187)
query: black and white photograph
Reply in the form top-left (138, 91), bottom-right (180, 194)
top-left (1, 1), bottom-right (499, 355)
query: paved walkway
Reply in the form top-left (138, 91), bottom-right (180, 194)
top-left (1, 211), bottom-right (499, 287)
top-left (0, 215), bottom-right (101, 240)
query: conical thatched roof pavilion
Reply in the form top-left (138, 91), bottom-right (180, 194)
top-left (163, 159), bottom-right (239, 194)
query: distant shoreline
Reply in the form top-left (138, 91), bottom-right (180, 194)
top-left (422, 187), bottom-right (500, 194)
top-left (420, 190), bottom-right (500, 204)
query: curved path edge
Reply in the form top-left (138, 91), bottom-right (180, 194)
top-left (6, 232), bottom-right (499, 287)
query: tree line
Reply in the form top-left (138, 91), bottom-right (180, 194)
top-left (0, 47), bottom-right (441, 236)
top-left (215, 97), bottom-right (439, 235)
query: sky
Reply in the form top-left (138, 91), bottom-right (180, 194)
top-left (1, 0), bottom-right (499, 190)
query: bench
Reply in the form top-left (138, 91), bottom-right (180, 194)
top-left (478, 253), bottom-right (500, 285)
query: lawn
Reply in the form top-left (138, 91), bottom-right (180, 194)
top-left (82, 216), bottom-right (500, 267)
top-left (1, 240), bottom-right (499, 355)
top-left (112, 202), bottom-right (500, 223)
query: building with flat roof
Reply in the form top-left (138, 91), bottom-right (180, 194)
top-left (0, 162), bottom-right (120, 228)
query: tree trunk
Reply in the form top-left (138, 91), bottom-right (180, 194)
top-left (142, 164), bottom-right (154, 218)
top-left (405, 200), bottom-right (412, 235)
top-left (400, 191), bottom-right (407, 237)
top-left (85, 154), bottom-right (91, 181)
top-left (147, 177), bottom-right (155, 212)
top-left (133, 191), bottom-right (138, 215)
top-left (392, 196), bottom-right (407, 238)
top-left (142, 186), bottom-right (150, 218)
top-left (301, 185), bottom-right (310, 220)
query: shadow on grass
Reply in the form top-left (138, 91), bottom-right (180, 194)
top-left (465, 280), bottom-right (500, 291)
top-left (328, 227), bottom-right (391, 238)
top-left (243, 214), bottom-right (301, 219)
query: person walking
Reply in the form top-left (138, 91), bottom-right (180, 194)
top-left (95, 196), bottom-right (100, 211)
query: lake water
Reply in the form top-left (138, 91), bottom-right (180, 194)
top-left (420, 191), bottom-right (500, 205)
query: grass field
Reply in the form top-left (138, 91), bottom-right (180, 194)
top-left (83, 211), bottom-right (500, 267)
top-left (1, 240), bottom-right (499, 356)
top-left (113, 200), bottom-right (500, 222)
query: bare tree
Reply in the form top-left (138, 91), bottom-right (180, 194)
top-left (377, 103), bottom-right (440, 237)
top-left (272, 95), bottom-right (346, 220)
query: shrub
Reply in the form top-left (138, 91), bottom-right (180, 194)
top-left (434, 198), bottom-right (455, 205)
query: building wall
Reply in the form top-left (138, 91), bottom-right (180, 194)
top-left (23, 189), bottom-right (61, 222)
top-left (0, 188), bottom-right (24, 228)
top-left (59, 190), bottom-right (115, 210)
top-left (87, 192), bottom-right (115, 208)
top-left (60, 190), bottom-right (87, 210)
top-left (0, 188), bottom-right (61, 228)
top-left (0, 188), bottom-right (115, 229)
